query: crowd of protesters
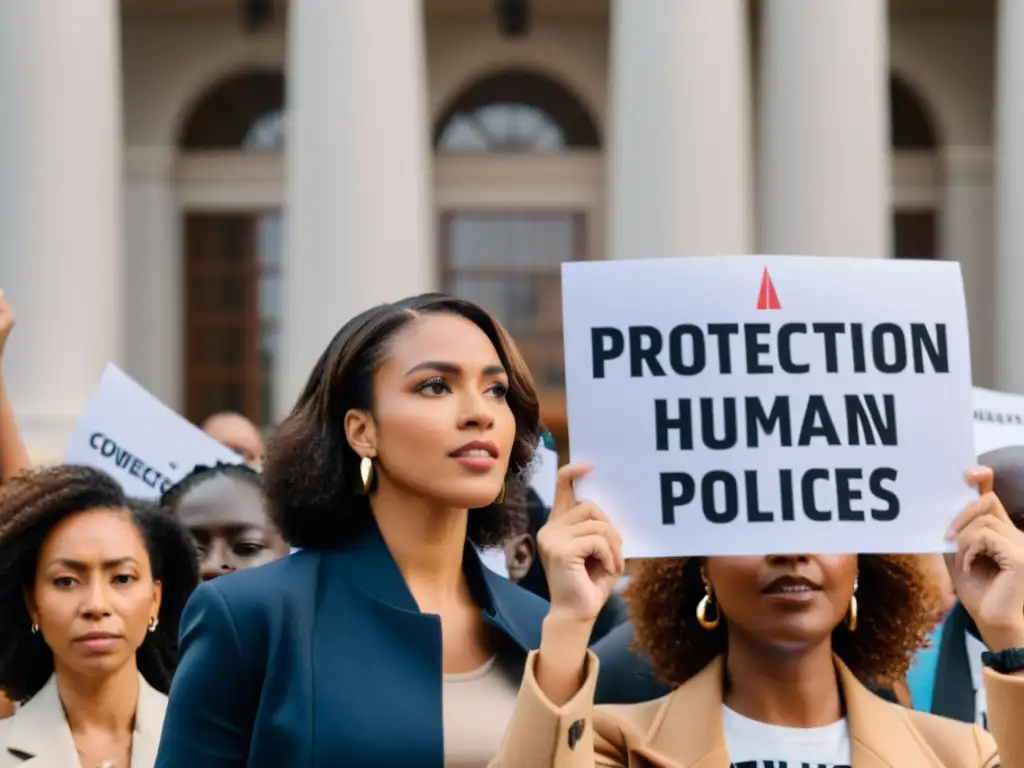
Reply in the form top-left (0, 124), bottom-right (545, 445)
top-left (0, 286), bottom-right (1021, 767)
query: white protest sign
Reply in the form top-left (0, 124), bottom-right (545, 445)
top-left (562, 256), bottom-right (976, 558)
top-left (973, 387), bottom-right (1024, 456)
top-left (65, 364), bottom-right (243, 500)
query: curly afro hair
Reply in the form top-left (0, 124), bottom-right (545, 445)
top-left (0, 466), bottom-right (200, 702)
top-left (626, 554), bottom-right (938, 690)
top-left (263, 293), bottom-right (540, 550)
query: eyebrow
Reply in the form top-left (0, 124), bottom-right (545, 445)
top-left (47, 557), bottom-right (141, 571)
top-left (404, 361), bottom-right (507, 377)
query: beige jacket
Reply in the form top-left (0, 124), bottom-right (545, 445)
top-left (0, 673), bottom-right (167, 767)
top-left (494, 651), bottom-right (1024, 768)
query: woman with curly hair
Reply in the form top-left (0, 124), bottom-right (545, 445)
top-left (494, 464), bottom-right (1024, 767)
top-left (156, 294), bottom-right (547, 768)
top-left (160, 462), bottom-right (287, 582)
top-left (0, 466), bottom-right (199, 767)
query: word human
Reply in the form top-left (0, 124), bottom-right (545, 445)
top-left (591, 321), bottom-right (948, 378)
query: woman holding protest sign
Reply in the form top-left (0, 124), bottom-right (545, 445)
top-left (155, 294), bottom-right (549, 767)
top-left (0, 467), bottom-right (199, 767)
top-left (492, 464), bottom-right (1024, 768)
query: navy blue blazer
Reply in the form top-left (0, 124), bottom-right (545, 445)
top-left (153, 523), bottom-right (548, 767)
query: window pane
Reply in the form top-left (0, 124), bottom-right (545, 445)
top-left (437, 103), bottom-right (566, 153)
top-left (444, 212), bottom-right (581, 392)
top-left (448, 213), bottom-right (575, 271)
top-left (242, 110), bottom-right (287, 151)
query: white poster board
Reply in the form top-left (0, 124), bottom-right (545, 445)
top-left (65, 364), bottom-right (243, 500)
top-left (562, 256), bottom-right (976, 558)
top-left (973, 386), bottom-right (1024, 456)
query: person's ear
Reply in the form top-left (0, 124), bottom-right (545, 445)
top-left (504, 534), bottom-right (535, 582)
top-left (344, 409), bottom-right (378, 459)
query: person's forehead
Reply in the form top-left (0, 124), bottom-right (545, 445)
top-left (383, 314), bottom-right (500, 366)
top-left (176, 476), bottom-right (266, 528)
top-left (40, 509), bottom-right (146, 559)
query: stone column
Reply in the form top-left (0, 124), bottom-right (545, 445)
top-left (995, 0), bottom-right (1024, 390)
top-left (279, 1), bottom-right (434, 415)
top-left (759, 0), bottom-right (891, 259)
top-left (607, 0), bottom-right (753, 260)
top-left (0, 1), bottom-right (124, 459)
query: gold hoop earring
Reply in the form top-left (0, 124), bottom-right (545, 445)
top-left (696, 589), bottom-right (720, 631)
top-left (30, 623), bottom-right (38, 634)
top-left (358, 456), bottom-right (374, 495)
top-left (845, 580), bottom-right (858, 632)
top-left (494, 481), bottom-right (506, 505)
top-left (148, 616), bottom-right (159, 633)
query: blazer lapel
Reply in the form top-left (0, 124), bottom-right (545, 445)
top-left (841, 658), bottom-right (945, 768)
top-left (5, 675), bottom-right (78, 765)
top-left (634, 657), bottom-right (731, 768)
top-left (930, 602), bottom-right (976, 723)
top-left (130, 674), bottom-right (167, 768)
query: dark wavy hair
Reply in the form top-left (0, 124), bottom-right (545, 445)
top-left (626, 554), bottom-right (937, 690)
top-left (0, 466), bottom-right (200, 702)
top-left (264, 293), bottom-right (541, 550)
top-left (160, 461), bottom-right (263, 514)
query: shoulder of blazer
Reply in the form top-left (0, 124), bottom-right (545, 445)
top-left (183, 549), bottom-right (325, 658)
top-left (899, 706), bottom-right (996, 765)
top-left (591, 621), bottom-right (671, 704)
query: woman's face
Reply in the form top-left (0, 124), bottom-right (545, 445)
top-left (27, 508), bottom-right (161, 682)
top-left (705, 554), bottom-right (858, 650)
top-left (173, 474), bottom-right (287, 581)
top-left (349, 313), bottom-right (517, 510)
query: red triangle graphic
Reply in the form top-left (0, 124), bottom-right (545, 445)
top-left (756, 268), bottom-right (782, 310)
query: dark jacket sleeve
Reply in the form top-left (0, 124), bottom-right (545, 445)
top-left (592, 621), bottom-right (671, 704)
top-left (154, 580), bottom-right (263, 767)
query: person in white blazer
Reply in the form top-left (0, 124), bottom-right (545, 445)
top-left (0, 467), bottom-right (199, 767)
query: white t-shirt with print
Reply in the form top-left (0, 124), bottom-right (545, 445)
top-left (722, 705), bottom-right (851, 768)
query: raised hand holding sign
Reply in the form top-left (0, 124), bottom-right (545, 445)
top-left (945, 467), bottom-right (1024, 653)
top-left (534, 463), bottom-right (624, 706)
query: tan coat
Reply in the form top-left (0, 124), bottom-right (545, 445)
top-left (0, 673), bottom-right (166, 767)
top-left (495, 651), bottom-right (1024, 767)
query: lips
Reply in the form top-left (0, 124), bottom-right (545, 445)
top-left (449, 441), bottom-right (498, 459)
top-left (74, 632), bottom-right (121, 643)
top-left (762, 575), bottom-right (821, 594)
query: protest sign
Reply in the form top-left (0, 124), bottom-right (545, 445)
top-left (973, 386), bottom-right (1024, 456)
top-left (562, 256), bottom-right (976, 558)
top-left (65, 364), bottom-right (243, 500)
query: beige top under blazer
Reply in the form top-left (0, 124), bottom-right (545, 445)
top-left (0, 673), bottom-right (167, 767)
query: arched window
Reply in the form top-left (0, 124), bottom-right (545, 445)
top-left (180, 69), bottom-right (285, 150)
top-left (179, 69), bottom-right (285, 428)
top-left (434, 71), bottom-right (599, 407)
top-left (891, 75), bottom-right (941, 262)
top-left (434, 70), bottom-right (600, 152)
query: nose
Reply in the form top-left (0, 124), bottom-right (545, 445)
top-left (457, 389), bottom-right (496, 431)
top-left (80, 580), bottom-right (113, 620)
top-left (200, 540), bottom-right (237, 581)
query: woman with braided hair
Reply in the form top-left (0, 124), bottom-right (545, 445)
top-left (0, 466), bottom-right (199, 767)
top-left (160, 462), bottom-right (287, 582)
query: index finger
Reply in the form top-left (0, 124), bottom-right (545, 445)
top-left (551, 462), bottom-right (593, 519)
top-left (967, 466), bottom-right (994, 496)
